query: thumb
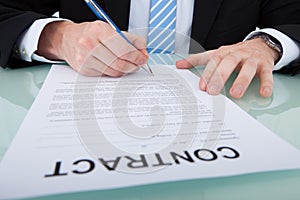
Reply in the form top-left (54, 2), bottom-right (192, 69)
top-left (176, 50), bottom-right (215, 69)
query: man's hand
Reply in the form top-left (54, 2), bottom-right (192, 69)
top-left (176, 38), bottom-right (280, 98)
top-left (36, 21), bottom-right (148, 77)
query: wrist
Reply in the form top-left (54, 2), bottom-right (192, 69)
top-left (36, 21), bottom-right (73, 61)
top-left (248, 33), bottom-right (283, 63)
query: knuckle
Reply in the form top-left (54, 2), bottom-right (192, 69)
top-left (84, 22), bottom-right (101, 35)
top-left (211, 54), bottom-right (223, 63)
top-left (77, 37), bottom-right (87, 47)
top-left (91, 21), bottom-right (107, 32)
top-left (225, 54), bottom-right (239, 64)
top-left (212, 46), bottom-right (231, 61)
top-left (260, 68), bottom-right (273, 77)
top-left (255, 52), bottom-right (265, 59)
top-left (239, 49), bottom-right (252, 57)
top-left (97, 24), bottom-right (116, 40)
top-left (91, 20), bottom-right (103, 27)
top-left (75, 54), bottom-right (86, 66)
top-left (236, 41), bottom-right (244, 47)
top-left (217, 46), bottom-right (228, 52)
top-left (77, 37), bottom-right (95, 51)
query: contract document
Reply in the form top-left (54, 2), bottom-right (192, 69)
top-left (0, 64), bottom-right (300, 199)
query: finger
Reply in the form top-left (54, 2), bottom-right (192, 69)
top-left (124, 32), bottom-right (148, 57)
top-left (98, 25), bottom-right (147, 66)
top-left (176, 51), bottom-right (214, 69)
top-left (229, 59), bottom-right (258, 98)
top-left (92, 43), bottom-right (139, 74)
top-left (207, 53), bottom-right (242, 95)
top-left (199, 47), bottom-right (232, 92)
top-left (83, 55), bottom-right (124, 77)
top-left (258, 66), bottom-right (274, 97)
top-left (199, 51), bottom-right (224, 92)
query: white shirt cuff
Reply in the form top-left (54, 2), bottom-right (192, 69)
top-left (244, 28), bottom-right (300, 71)
top-left (14, 18), bottom-right (70, 63)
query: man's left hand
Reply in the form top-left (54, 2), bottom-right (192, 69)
top-left (176, 38), bottom-right (280, 98)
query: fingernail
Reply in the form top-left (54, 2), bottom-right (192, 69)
top-left (231, 84), bottom-right (244, 97)
top-left (208, 84), bottom-right (220, 94)
top-left (262, 86), bottom-right (271, 96)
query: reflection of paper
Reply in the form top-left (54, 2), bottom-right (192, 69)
top-left (1, 64), bottom-right (300, 199)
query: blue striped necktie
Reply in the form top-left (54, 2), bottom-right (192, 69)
top-left (147, 0), bottom-right (177, 54)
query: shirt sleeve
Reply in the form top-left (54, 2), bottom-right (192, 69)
top-left (14, 18), bottom-right (70, 63)
top-left (244, 28), bottom-right (300, 71)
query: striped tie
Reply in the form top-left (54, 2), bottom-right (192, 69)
top-left (147, 0), bottom-right (177, 54)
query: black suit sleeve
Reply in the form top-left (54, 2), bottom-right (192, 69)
top-left (260, 0), bottom-right (300, 72)
top-left (260, 0), bottom-right (300, 41)
top-left (0, 1), bottom-right (59, 68)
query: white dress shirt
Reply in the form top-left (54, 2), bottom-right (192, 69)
top-left (16, 0), bottom-right (299, 70)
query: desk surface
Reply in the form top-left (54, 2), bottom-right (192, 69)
top-left (1, 58), bottom-right (300, 200)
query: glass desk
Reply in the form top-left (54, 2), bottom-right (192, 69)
top-left (1, 58), bottom-right (300, 200)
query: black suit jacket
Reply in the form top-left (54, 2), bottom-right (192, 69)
top-left (0, 0), bottom-right (300, 70)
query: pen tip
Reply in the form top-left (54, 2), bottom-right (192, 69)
top-left (146, 63), bottom-right (154, 76)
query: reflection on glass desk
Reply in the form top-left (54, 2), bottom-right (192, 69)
top-left (1, 56), bottom-right (300, 200)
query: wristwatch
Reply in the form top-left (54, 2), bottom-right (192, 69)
top-left (249, 33), bottom-right (283, 61)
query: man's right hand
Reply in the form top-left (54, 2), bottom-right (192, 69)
top-left (36, 20), bottom-right (148, 77)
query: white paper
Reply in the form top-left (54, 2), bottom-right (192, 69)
top-left (1, 64), bottom-right (300, 199)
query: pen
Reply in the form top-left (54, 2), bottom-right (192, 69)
top-left (83, 0), bottom-right (153, 75)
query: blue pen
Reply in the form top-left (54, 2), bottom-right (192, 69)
top-left (84, 0), bottom-right (153, 75)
